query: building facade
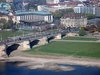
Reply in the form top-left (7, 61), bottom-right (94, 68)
top-left (14, 11), bottom-right (53, 23)
top-left (74, 6), bottom-right (100, 17)
top-left (60, 13), bottom-right (87, 28)
top-left (46, 0), bottom-right (60, 4)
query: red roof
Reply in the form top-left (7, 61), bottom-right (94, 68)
top-left (67, 1), bottom-right (82, 6)
top-left (46, 3), bottom-right (58, 6)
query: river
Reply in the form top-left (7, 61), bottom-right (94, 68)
top-left (0, 62), bottom-right (100, 75)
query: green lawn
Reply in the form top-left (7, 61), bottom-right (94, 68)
top-left (62, 37), bottom-right (99, 41)
top-left (0, 30), bottom-right (32, 40)
top-left (26, 41), bottom-right (100, 58)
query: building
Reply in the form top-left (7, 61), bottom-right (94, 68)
top-left (74, 6), bottom-right (95, 14)
top-left (6, 0), bottom-right (13, 3)
top-left (0, 10), bottom-right (13, 21)
top-left (74, 6), bottom-right (100, 17)
top-left (37, 1), bottom-right (82, 12)
top-left (60, 13), bottom-right (87, 28)
top-left (14, 11), bottom-right (53, 24)
top-left (0, 2), bottom-right (11, 10)
top-left (46, 0), bottom-right (60, 4)
top-left (0, 10), bottom-right (13, 29)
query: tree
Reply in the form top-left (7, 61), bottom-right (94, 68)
top-left (0, 18), bottom-right (7, 23)
top-left (25, 0), bottom-right (46, 10)
top-left (52, 8), bottom-right (74, 19)
top-left (10, 4), bottom-right (14, 10)
top-left (3, 22), bottom-right (9, 29)
top-left (0, 0), bottom-right (6, 2)
top-left (79, 29), bottom-right (86, 36)
top-left (8, 19), bottom-right (13, 28)
top-left (3, 19), bottom-right (14, 29)
top-left (0, 18), bottom-right (7, 29)
top-left (52, 10), bottom-right (62, 19)
top-left (85, 14), bottom-right (95, 19)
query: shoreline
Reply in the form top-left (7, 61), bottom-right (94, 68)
top-left (0, 55), bottom-right (100, 71)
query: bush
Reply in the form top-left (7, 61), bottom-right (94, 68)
top-left (79, 29), bottom-right (86, 36)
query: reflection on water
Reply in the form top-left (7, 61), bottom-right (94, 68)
top-left (0, 62), bottom-right (100, 75)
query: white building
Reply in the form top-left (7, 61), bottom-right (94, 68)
top-left (74, 6), bottom-right (95, 14)
top-left (60, 13), bottom-right (87, 28)
top-left (37, 3), bottom-right (71, 12)
top-left (74, 6), bottom-right (100, 17)
top-left (37, 5), bottom-right (48, 11)
top-left (46, 0), bottom-right (60, 4)
top-left (14, 11), bottom-right (53, 23)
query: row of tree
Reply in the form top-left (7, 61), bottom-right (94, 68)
top-left (52, 8), bottom-right (96, 20)
top-left (52, 8), bottom-right (74, 19)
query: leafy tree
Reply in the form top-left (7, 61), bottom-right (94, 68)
top-left (8, 19), bottom-right (13, 28)
top-left (3, 22), bottom-right (9, 29)
top-left (79, 29), bottom-right (86, 36)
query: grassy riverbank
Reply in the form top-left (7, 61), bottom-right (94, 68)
top-left (26, 41), bottom-right (100, 58)
top-left (62, 37), bottom-right (99, 41)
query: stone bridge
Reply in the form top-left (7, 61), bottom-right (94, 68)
top-left (0, 33), bottom-right (62, 56)
top-left (0, 32), bottom-right (79, 57)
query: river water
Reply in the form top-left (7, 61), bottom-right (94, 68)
top-left (0, 62), bottom-right (100, 75)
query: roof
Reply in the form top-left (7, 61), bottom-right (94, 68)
top-left (15, 11), bottom-right (52, 16)
top-left (0, 9), bottom-right (9, 14)
top-left (61, 13), bottom-right (86, 19)
top-left (46, 1), bottom-right (82, 7)
top-left (0, 2), bottom-right (11, 8)
top-left (67, 1), bottom-right (82, 7)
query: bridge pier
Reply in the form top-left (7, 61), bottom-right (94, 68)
top-left (18, 41), bottom-right (30, 50)
top-left (38, 37), bottom-right (48, 45)
top-left (54, 34), bottom-right (61, 40)
top-left (0, 45), bottom-right (6, 56)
